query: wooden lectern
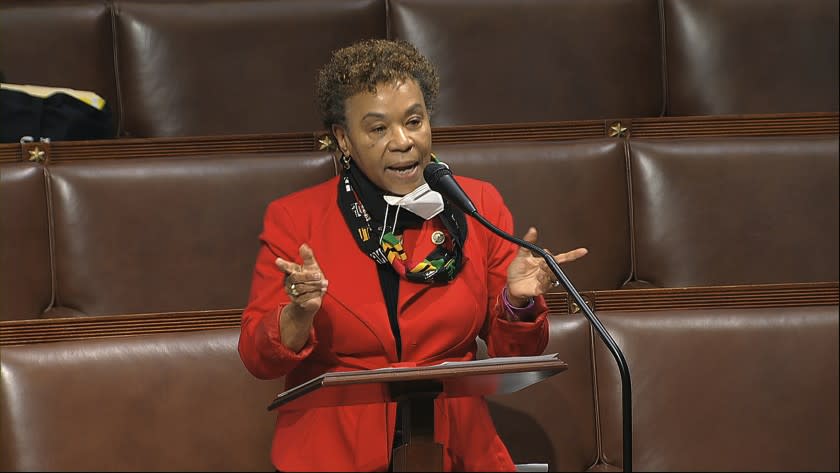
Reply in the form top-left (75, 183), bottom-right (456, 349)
top-left (267, 354), bottom-right (567, 472)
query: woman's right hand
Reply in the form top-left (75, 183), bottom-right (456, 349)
top-left (276, 243), bottom-right (329, 317)
top-left (275, 244), bottom-right (328, 352)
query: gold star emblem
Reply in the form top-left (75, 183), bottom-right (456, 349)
top-left (608, 122), bottom-right (628, 138)
top-left (317, 135), bottom-right (334, 151)
top-left (28, 147), bottom-right (45, 162)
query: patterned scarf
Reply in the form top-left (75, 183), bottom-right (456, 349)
top-left (337, 160), bottom-right (467, 284)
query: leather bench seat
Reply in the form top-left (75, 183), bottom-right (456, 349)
top-left (2, 306), bottom-right (836, 471)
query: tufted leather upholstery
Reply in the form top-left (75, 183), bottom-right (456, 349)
top-left (593, 305), bottom-right (839, 471)
top-left (663, 0), bottom-right (839, 116)
top-left (629, 135), bottom-right (839, 287)
top-left (2, 307), bottom-right (837, 471)
top-left (1, 0), bottom-right (835, 138)
top-left (113, 0), bottom-right (386, 137)
top-left (2, 135), bottom-right (837, 321)
top-left (0, 163), bottom-right (51, 320)
top-left (0, 328), bottom-right (280, 472)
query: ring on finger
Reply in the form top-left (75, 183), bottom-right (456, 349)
top-left (551, 279), bottom-right (561, 288)
top-left (289, 283), bottom-right (300, 297)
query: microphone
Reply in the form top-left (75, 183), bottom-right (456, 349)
top-left (422, 162), bottom-right (478, 215)
top-left (423, 161), bottom-right (634, 472)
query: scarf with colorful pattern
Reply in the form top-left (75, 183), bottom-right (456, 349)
top-left (337, 159), bottom-right (467, 284)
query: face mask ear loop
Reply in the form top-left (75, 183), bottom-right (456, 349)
top-left (392, 205), bottom-right (401, 236)
top-left (379, 204), bottom-right (391, 244)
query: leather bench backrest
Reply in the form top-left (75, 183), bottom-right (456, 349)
top-left (389, 0), bottom-right (663, 126)
top-left (0, 163), bottom-right (52, 320)
top-left (46, 151), bottom-right (336, 317)
top-left (592, 306), bottom-right (840, 471)
top-left (663, 0), bottom-right (839, 115)
top-left (629, 135), bottom-right (839, 287)
top-left (3, 0), bottom-right (837, 137)
top-left (0, 328), bottom-right (280, 471)
top-left (488, 314), bottom-right (599, 471)
top-left (436, 139), bottom-right (632, 291)
top-left (114, 0), bottom-right (386, 137)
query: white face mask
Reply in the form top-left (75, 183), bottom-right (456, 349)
top-left (382, 183), bottom-right (445, 220)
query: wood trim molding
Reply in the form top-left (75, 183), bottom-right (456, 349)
top-left (623, 112), bottom-right (839, 138)
top-left (0, 309), bottom-right (242, 346)
top-left (2, 282), bottom-right (836, 347)
top-left (2, 112), bottom-right (836, 164)
top-left (543, 281), bottom-right (839, 316)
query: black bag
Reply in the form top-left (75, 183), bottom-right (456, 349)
top-left (0, 86), bottom-right (116, 143)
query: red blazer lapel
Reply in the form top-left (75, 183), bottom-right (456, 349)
top-left (314, 203), bottom-right (399, 363)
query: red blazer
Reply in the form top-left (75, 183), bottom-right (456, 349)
top-left (239, 175), bottom-right (549, 472)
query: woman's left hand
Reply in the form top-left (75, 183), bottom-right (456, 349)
top-left (505, 227), bottom-right (588, 307)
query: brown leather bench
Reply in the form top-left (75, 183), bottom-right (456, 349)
top-left (0, 121), bottom-right (837, 473)
top-left (388, 0), bottom-right (664, 125)
top-left (590, 305), bottom-right (839, 471)
top-left (2, 302), bottom-right (836, 471)
top-left (2, 134), bottom-right (837, 322)
top-left (436, 139), bottom-right (632, 291)
top-left (490, 304), bottom-right (840, 471)
top-left (629, 135), bottom-right (839, 287)
top-left (1, 130), bottom-right (838, 470)
top-left (662, 0), bottom-right (839, 115)
top-left (0, 162), bottom-right (51, 321)
top-left (0, 328), bottom-right (280, 471)
top-left (48, 151), bottom-right (336, 316)
top-left (1, 2), bottom-right (837, 469)
top-left (1, 0), bottom-right (836, 138)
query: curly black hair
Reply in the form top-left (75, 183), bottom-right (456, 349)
top-left (316, 39), bottom-right (440, 129)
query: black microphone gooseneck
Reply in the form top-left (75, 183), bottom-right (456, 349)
top-left (424, 162), bottom-right (633, 472)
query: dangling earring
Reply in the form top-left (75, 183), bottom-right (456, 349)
top-left (340, 152), bottom-right (351, 170)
